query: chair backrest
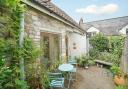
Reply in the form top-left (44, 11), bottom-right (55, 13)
top-left (68, 56), bottom-right (77, 64)
top-left (48, 73), bottom-right (62, 80)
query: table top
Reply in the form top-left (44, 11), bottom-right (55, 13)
top-left (58, 63), bottom-right (73, 72)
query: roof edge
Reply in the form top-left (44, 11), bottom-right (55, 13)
top-left (83, 16), bottom-right (128, 24)
top-left (22, 0), bottom-right (86, 34)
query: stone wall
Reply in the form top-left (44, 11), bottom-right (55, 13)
top-left (24, 6), bottom-right (78, 58)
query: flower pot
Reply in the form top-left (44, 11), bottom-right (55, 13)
top-left (114, 75), bottom-right (125, 85)
top-left (85, 66), bottom-right (89, 69)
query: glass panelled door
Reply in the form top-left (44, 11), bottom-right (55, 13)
top-left (40, 32), bottom-right (60, 66)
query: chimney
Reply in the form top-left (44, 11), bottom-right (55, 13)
top-left (79, 18), bottom-right (84, 25)
top-left (79, 18), bottom-right (84, 27)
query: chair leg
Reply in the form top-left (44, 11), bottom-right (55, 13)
top-left (75, 71), bottom-right (77, 81)
top-left (50, 86), bottom-right (53, 89)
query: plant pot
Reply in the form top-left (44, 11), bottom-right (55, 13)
top-left (114, 75), bottom-right (125, 85)
top-left (85, 66), bottom-right (89, 69)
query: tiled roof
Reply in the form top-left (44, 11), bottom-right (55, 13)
top-left (32, 0), bottom-right (84, 32)
top-left (82, 16), bottom-right (128, 35)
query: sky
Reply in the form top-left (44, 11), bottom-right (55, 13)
top-left (52, 0), bottom-right (128, 22)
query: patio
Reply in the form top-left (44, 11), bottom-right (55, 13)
top-left (71, 66), bottom-right (115, 89)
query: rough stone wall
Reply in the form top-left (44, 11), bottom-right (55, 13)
top-left (24, 6), bottom-right (77, 57)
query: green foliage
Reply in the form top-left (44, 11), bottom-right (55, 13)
top-left (0, 59), bottom-right (13, 88)
top-left (98, 52), bottom-right (120, 65)
top-left (90, 33), bottom-right (109, 52)
top-left (20, 37), bottom-right (42, 89)
top-left (23, 37), bottom-right (41, 61)
top-left (0, 0), bottom-right (33, 89)
top-left (76, 54), bottom-right (94, 67)
top-left (0, 58), bottom-right (29, 89)
top-left (89, 48), bottom-right (100, 59)
top-left (40, 59), bottom-right (62, 89)
top-left (89, 34), bottom-right (125, 65)
top-left (15, 79), bottom-right (29, 89)
top-left (109, 36), bottom-right (125, 59)
top-left (40, 64), bottom-right (50, 89)
top-left (110, 65), bottom-right (121, 75)
top-left (115, 86), bottom-right (127, 89)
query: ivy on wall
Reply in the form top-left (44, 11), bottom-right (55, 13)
top-left (0, 0), bottom-right (40, 89)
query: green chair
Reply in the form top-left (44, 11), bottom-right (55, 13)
top-left (68, 56), bottom-right (77, 65)
top-left (68, 56), bottom-right (77, 81)
top-left (48, 73), bottom-right (65, 89)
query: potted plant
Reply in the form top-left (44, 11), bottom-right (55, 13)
top-left (81, 55), bottom-right (90, 69)
top-left (111, 65), bottom-right (124, 85)
top-left (124, 73), bottom-right (128, 88)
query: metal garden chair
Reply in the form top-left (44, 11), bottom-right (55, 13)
top-left (68, 57), bottom-right (77, 81)
top-left (48, 72), bottom-right (65, 89)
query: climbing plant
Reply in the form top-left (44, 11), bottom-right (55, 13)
top-left (109, 36), bottom-right (125, 59)
top-left (0, 0), bottom-right (41, 89)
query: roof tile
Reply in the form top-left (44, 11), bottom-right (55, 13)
top-left (33, 0), bottom-right (84, 31)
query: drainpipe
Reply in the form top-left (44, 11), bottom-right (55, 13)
top-left (19, 13), bottom-right (25, 80)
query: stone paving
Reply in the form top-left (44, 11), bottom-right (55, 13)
top-left (71, 66), bottom-right (115, 89)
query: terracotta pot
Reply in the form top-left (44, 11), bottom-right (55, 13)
top-left (114, 75), bottom-right (125, 85)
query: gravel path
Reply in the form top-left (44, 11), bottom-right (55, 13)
top-left (71, 66), bottom-right (115, 89)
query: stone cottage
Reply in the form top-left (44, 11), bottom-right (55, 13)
top-left (22, 0), bottom-right (87, 64)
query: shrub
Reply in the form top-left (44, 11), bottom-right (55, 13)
top-left (0, 58), bottom-right (29, 89)
top-left (89, 49), bottom-right (100, 59)
top-left (76, 54), bottom-right (94, 67)
top-left (110, 65), bottom-right (121, 75)
top-left (90, 33), bottom-right (109, 52)
top-left (98, 52), bottom-right (120, 65)
top-left (109, 36), bottom-right (125, 59)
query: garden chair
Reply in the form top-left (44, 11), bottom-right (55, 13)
top-left (48, 73), bottom-right (65, 89)
top-left (68, 57), bottom-right (77, 81)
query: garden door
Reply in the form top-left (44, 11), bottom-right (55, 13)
top-left (40, 32), bottom-right (60, 67)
